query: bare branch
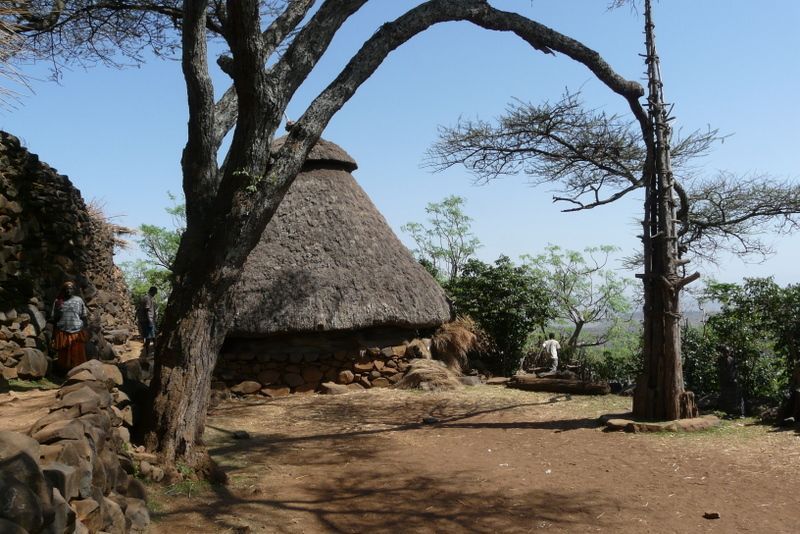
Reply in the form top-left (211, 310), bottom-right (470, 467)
top-left (682, 172), bottom-right (800, 264)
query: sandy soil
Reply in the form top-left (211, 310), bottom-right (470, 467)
top-left (142, 387), bottom-right (800, 534)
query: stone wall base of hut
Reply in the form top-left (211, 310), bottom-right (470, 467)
top-left (216, 327), bottom-right (432, 395)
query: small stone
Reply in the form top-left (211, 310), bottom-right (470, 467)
top-left (320, 382), bottom-right (349, 395)
top-left (32, 419), bottom-right (86, 444)
top-left (353, 361), bottom-right (373, 372)
top-left (294, 383), bottom-right (316, 395)
top-left (338, 370), bottom-right (355, 384)
top-left (703, 512), bottom-right (720, 520)
top-left (301, 367), bottom-right (324, 384)
top-left (101, 496), bottom-right (126, 534)
top-left (261, 386), bottom-right (290, 398)
top-left (0, 430), bottom-right (40, 462)
top-left (371, 378), bottom-right (390, 388)
top-left (230, 381), bottom-right (262, 395)
top-left (256, 370), bottom-right (280, 385)
top-left (282, 373), bottom-right (304, 388)
top-left (386, 373), bottom-right (403, 384)
top-left (1, 365), bottom-right (17, 380)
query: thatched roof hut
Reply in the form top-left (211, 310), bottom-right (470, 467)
top-left (229, 138), bottom-right (452, 338)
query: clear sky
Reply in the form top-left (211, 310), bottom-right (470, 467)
top-left (3, 1), bottom-right (799, 288)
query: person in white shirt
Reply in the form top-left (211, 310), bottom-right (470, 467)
top-left (542, 333), bottom-right (561, 373)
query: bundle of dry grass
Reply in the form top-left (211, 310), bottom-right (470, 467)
top-left (394, 359), bottom-right (463, 392)
top-left (431, 316), bottom-right (484, 372)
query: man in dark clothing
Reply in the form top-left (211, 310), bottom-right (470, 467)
top-left (137, 286), bottom-right (158, 357)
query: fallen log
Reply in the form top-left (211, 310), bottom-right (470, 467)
top-left (507, 374), bottom-right (611, 395)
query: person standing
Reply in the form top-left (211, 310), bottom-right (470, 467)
top-left (137, 286), bottom-right (158, 357)
top-left (542, 333), bottom-right (561, 373)
top-left (50, 281), bottom-right (88, 372)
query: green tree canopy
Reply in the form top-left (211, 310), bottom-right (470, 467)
top-left (402, 195), bottom-right (481, 281)
top-left (523, 244), bottom-right (632, 354)
top-left (447, 255), bottom-right (553, 375)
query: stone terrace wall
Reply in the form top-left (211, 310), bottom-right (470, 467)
top-left (217, 331), bottom-right (433, 397)
top-left (0, 360), bottom-right (149, 533)
top-left (0, 132), bottom-right (135, 380)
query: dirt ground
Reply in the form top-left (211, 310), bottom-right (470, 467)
top-left (135, 386), bottom-right (800, 534)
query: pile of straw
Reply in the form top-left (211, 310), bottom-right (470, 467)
top-left (394, 359), bottom-right (462, 392)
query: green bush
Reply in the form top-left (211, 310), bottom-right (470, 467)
top-left (683, 278), bottom-right (799, 411)
top-left (446, 256), bottom-right (553, 375)
top-left (575, 327), bottom-right (642, 384)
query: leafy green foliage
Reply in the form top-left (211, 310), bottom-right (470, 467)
top-left (403, 195), bottom-right (481, 280)
top-left (682, 278), bottom-right (800, 408)
top-left (446, 256), bottom-right (553, 375)
top-left (119, 259), bottom-right (172, 319)
top-left (577, 324), bottom-right (642, 384)
top-left (523, 244), bottom-right (632, 356)
top-left (119, 192), bottom-right (184, 320)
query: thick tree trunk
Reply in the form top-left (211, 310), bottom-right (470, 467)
top-left (566, 320), bottom-right (584, 353)
top-left (144, 294), bottom-right (224, 463)
top-left (633, 0), bottom-right (697, 421)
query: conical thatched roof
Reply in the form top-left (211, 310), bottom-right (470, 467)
top-left (230, 138), bottom-right (452, 336)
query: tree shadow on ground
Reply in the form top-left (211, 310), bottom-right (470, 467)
top-left (159, 392), bottom-right (626, 532)
top-left (206, 397), bottom-right (584, 459)
top-left (155, 471), bottom-right (625, 533)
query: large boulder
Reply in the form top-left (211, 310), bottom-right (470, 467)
top-left (0, 472), bottom-right (44, 533)
top-left (16, 348), bottom-right (48, 379)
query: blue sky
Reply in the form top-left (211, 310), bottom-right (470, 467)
top-left (3, 1), bottom-right (799, 287)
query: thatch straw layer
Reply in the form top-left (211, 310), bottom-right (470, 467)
top-left (394, 358), bottom-right (463, 392)
top-left (231, 140), bottom-right (452, 335)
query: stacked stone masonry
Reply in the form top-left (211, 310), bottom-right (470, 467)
top-left (218, 337), bottom-right (433, 397)
top-left (0, 132), bottom-right (135, 379)
top-left (0, 360), bottom-right (150, 533)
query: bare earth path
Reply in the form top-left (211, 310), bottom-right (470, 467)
top-left (146, 387), bottom-right (799, 534)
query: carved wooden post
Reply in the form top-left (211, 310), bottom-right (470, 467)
top-left (633, 0), bottom-right (699, 420)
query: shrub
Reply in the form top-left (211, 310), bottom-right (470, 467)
top-left (446, 256), bottom-right (553, 375)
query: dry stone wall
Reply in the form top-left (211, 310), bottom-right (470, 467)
top-left (217, 334), bottom-right (433, 398)
top-left (0, 360), bottom-right (149, 533)
top-left (0, 132), bottom-right (135, 378)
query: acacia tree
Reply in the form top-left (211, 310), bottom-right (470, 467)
top-left (12, 1), bottom-right (663, 465)
top-left (402, 195), bottom-right (481, 281)
top-left (524, 245), bottom-right (631, 354)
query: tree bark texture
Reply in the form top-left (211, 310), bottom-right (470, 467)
top-left (633, 0), bottom-right (697, 421)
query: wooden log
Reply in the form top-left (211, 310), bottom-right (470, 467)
top-left (507, 375), bottom-right (611, 395)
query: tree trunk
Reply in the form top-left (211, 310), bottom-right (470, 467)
top-left (633, 0), bottom-right (697, 421)
top-left (143, 278), bottom-right (228, 464)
